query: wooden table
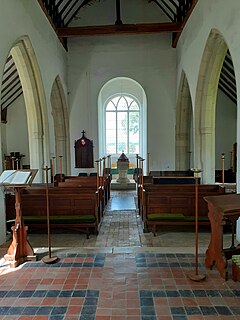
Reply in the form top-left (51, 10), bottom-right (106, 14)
top-left (204, 194), bottom-right (240, 280)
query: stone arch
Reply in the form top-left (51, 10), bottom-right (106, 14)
top-left (10, 36), bottom-right (49, 181)
top-left (175, 71), bottom-right (193, 170)
top-left (195, 29), bottom-right (228, 183)
top-left (50, 76), bottom-right (70, 175)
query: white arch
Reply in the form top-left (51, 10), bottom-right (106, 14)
top-left (50, 76), bottom-right (70, 175)
top-left (10, 36), bottom-right (49, 181)
top-left (98, 77), bottom-right (147, 170)
top-left (195, 29), bottom-right (228, 183)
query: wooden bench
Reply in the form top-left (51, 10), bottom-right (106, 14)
top-left (62, 175), bottom-right (111, 206)
top-left (152, 176), bottom-right (198, 184)
top-left (137, 175), bottom-right (196, 214)
top-left (57, 177), bottom-right (106, 218)
top-left (6, 187), bottom-right (100, 238)
top-left (142, 184), bottom-right (225, 236)
top-left (149, 170), bottom-right (194, 177)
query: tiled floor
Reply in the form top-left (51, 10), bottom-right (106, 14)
top-left (0, 190), bottom-right (239, 319)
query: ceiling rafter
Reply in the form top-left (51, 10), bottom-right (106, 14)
top-left (37, 0), bottom-right (198, 49)
top-left (58, 22), bottom-right (182, 37)
top-left (148, 0), bottom-right (176, 22)
top-left (219, 81), bottom-right (237, 105)
top-left (1, 80), bottom-right (21, 102)
top-left (1, 55), bottom-right (23, 123)
top-left (218, 51), bottom-right (237, 106)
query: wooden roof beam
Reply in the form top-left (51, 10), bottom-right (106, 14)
top-left (172, 0), bottom-right (198, 48)
top-left (37, 0), bottom-right (67, 49)
top-left (57, 22), bottom-right (182, 37)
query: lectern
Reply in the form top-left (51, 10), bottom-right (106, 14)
top-left (1, 169), bottom-right (38, 267)
top-left (204, 193), bottom-right (240, 280)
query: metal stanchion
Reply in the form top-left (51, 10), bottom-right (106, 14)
top-left (221, 153), bottom-right (225, 185)
top-left (42, 166), bottom-right (59, 264)
top-left (188, 168), bottom-right (206, 281)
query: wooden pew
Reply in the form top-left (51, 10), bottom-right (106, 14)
top-left (149, 170), bottom-right (194, 177)
top-left (6, 187), bottom-right (100, 238)
top-left (137, 175), bottom-right (152, 215)
top-left (62, 175), bottom-right (111, 207)
top-left (57, 176), bottom-right (105, 219)
top-left (142, 184), bottom-right (225, 236)
top-left (152, 176), bottom-right (198, 184)
top-left (137, 175), bottom-right (196, 215)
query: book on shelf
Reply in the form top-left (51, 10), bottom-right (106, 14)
top-left (0, 170), bottom-right (32, 185)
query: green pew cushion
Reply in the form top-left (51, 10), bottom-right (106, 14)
top-left (23, 215), bottom-right (95, 224)
top-left (147, 213), bottom-right (185, 221)
top-left (183, 215), bottom-right (209, 222)
top-left (147, 213), bottom-right (209, 222)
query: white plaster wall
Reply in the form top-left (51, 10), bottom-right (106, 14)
top-left (215, 90), bottom-right (236, 169)
top-left (0, 0), bottom-right (67, 244)
top-left (67, 34), bottom-right (176, 175)
top-left (5, 95), bottom-right (29, 166)
top-left (177, 0), bottom-right (240, 189)
top-left (0, 1), bottom-right (68, 169)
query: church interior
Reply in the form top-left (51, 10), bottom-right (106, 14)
top-left (0, 0), bottom-right (240, 319)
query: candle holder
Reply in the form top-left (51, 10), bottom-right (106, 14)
top-left (221, 153), bottom-right (225, 185)
top-left (42, 166), bottom-right (59, 264)
top-left (51, 156), bottom-right (56, 184)
top-left (188, 168), bottom-right (206, 281)
top-left (59, 155), bottom-right (63, 182)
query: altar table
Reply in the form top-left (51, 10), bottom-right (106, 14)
top-left (204, 194), bottom-right (240, 280)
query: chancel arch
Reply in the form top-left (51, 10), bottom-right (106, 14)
top-left (175, 71), bottom-right (193, 170)
top-left (194, 29), bottom-right (229, 183)
top-left (9, 36), bottom-right (49, 181)
top-left (50, 76), bottom-right (70, 175)
top-left (98, 77), bottom-right (147, 171)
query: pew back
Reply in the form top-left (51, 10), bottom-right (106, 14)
top-left (6, 187), bottom-right (100, 238)
top-left (143, 184), bottom-right (225, 235)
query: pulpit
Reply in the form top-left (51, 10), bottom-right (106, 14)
top-left (204, 194), bottom-right (240, 280)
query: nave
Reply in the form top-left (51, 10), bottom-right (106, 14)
top-left (0, 191), bottom-right (239, 320)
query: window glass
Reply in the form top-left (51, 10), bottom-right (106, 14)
top-left (105, 95), bottom-right (140, 154)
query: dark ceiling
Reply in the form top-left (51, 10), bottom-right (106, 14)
top-left (219, 50), bottom-right (237, 105)
top-left (0, 1), bottom-right (237, 122)
top-left (38, 0), bottom-right (198, 48)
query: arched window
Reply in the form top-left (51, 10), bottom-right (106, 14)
top-left (98, 77), bottom-right (147, 170)
top-left (105, 95), bottom-right (140, 154)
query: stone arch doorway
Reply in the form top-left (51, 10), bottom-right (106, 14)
top-left (175, 71), bottom-right (193, 171)
top-left (9, 36), bottom-right (49, 182)
top-left (50, 76), bottom-right (70, 175)
top-left (195, 29), bottom-right (229, 183)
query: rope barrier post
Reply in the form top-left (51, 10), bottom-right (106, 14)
top-left (221, 153), bottom-right (225, 185)
top-left (42, 165), bottom-right (59, 264)
top-left (188, 168), bottom-right (206, 281)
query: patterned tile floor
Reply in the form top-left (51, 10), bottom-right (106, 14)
top-left (0, 190), bottom-right (239, 319)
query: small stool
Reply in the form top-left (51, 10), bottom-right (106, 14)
top-left (232, 255), bottom-right (240, 281)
